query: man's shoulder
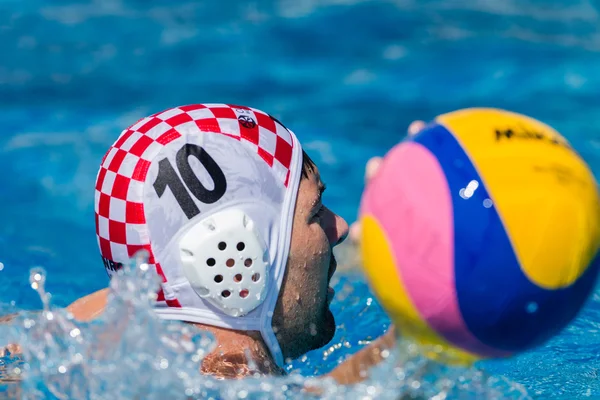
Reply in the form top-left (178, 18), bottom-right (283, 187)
top-left (67, 288), bottom-right (109, 322)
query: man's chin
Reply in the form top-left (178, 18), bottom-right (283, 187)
top-left (310, 309), bottom-right (336, 351)
top-left (324, 308), bottom-right (336, 342)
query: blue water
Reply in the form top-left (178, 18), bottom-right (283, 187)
top-left (1, 0), bottom-right (600, 398)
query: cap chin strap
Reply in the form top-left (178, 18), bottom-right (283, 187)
top-left (177, 207), bottom-right (286, 367)
top-left (178, 208), bottom-right (270, 318)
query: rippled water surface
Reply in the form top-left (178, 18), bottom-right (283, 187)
top-left (1, 0), bottom-right (600, 398)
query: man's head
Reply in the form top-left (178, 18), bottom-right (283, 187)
top-left (94, 104), bottom-right (347, 369)
top-left (273, 151), bottom-right (348, 360)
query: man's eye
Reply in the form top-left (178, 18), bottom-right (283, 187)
top-left (312, 206), bottom-right (325, 221)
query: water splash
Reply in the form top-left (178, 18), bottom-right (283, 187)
top-left (0, 252), bottom-right (216, 399)
top-left (0, 253), bottom-right (531, 399)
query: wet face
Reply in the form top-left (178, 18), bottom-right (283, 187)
top-left (272, 157), bottom-right (349, 361)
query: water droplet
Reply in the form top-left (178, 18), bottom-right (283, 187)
top-left (29, 267), bottom-right (50, 310)
top-left (0, 262), bottom-right (4, 271)
top-left (58, 365), bottom-right (67, 374)
top-left (244, 348), bottom-right (257, 372)
top-left (159, 358), bottom-right (169, 369)
top-left (206, 219), bottom-right (216, 230)
top-left (483, 198), bottom-right (493, 208)
top-left (526, 302), bottom-right (539, 313)
top-left (460, 180), bottom-right (479, 199)
top-left (70, 328), bottom-right (81, 338)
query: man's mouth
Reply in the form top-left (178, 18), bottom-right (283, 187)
top-left (327, 286), bottom-right (335, 305)
top-left (327, 257), bottom-right (337, 283)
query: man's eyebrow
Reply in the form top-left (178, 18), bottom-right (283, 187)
top-left (317, 181), bottom-right (326, 201)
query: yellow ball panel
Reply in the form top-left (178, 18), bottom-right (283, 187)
top-left (437, 108), bottom-right (600, 289)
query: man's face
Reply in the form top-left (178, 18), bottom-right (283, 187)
top-left (272, 164), bottom-right (349, 361)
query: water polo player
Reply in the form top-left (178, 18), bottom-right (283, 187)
top-left (66, 103), bottom-right (406, 383)
top-left (7, 104), bottom-right (597, 385)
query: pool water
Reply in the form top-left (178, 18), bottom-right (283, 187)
top-left (1, 0), bottom-right (600, 398)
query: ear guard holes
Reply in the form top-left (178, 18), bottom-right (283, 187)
top-left (178, 209), bottom-right (269, 317)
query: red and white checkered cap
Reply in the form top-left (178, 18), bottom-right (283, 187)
top-left (94, 103), bottom-right (303, 367)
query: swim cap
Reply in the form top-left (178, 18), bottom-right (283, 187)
top-left (94, 104), bottom-right (303, 367)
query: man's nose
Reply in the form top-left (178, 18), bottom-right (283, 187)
top-left (323, 206), bottom-right (349, 247)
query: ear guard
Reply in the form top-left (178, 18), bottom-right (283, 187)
top-left (178, 209), bottom-right (270, 317)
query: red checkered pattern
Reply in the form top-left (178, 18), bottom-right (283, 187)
top-left (95, 104), bottom-right (296, 307)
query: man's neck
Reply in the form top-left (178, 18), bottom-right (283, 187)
top-left (193, 324), bottom-right (284, 378)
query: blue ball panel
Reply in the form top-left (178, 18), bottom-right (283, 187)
top-left (411, 123), bottom-right (599, 352)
